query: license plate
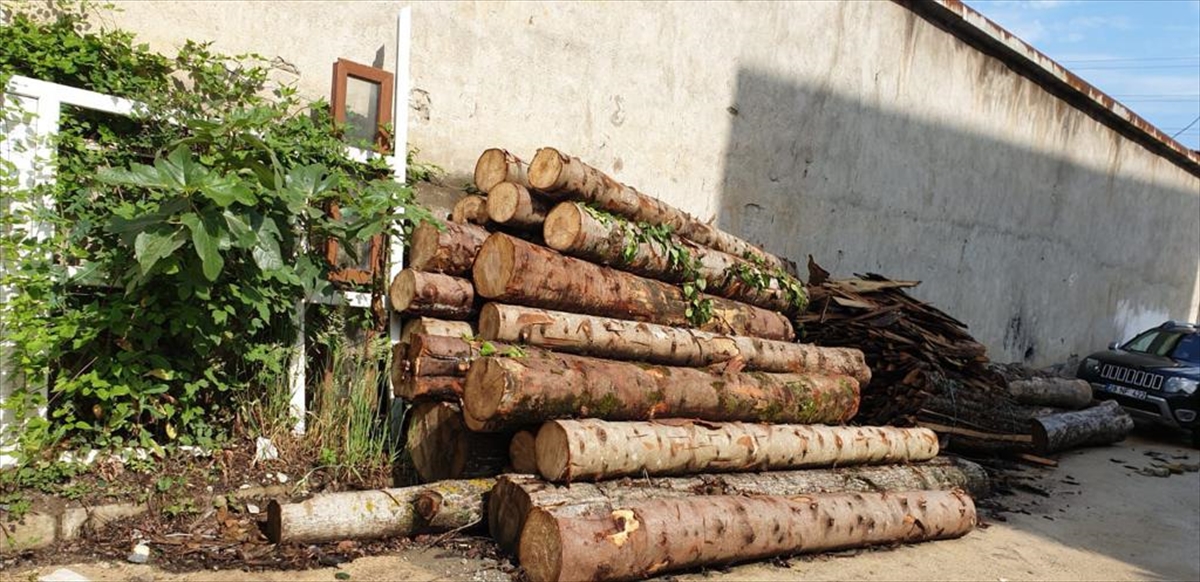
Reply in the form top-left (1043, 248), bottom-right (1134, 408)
top-left (1100, 384), bottom-right (1148, 400)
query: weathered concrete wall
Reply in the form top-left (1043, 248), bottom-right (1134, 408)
top-left (98, 1), bottom-right (1200, 366)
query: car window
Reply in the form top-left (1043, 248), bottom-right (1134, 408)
top-left (1123, 330), bottom-right (1184, 358)
top-left (1172, 334), bottom-right (1200, 364)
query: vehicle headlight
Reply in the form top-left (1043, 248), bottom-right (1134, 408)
top-left (1163, 377), bottom-right (1198, 395)
top-left (1080, 357), bottom-right (1101, 376)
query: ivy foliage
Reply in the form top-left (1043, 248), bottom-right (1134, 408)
top-left (0, 2), bottom-right (435, 454)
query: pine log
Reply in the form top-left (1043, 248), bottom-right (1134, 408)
top-left (462, 351), bottom-right (859, 432)
top-left (265, 478), bottom-right (493, 543)
top-left (472, 233), bottom-right (794, 341)
top-left (528, 147), bottom-right (794, 275)
top-left (389, 269), bottom-right (475, 319)
top-left (489, 458), bottom-right (988, 553)
top-left (543, 201), bottom-right (804, 313)
top-left (536, 419), bottom-right (938, 481)
top-left (406, 401), bottom-right (510, 481)
top-left (407, 220), bottom-right (489, 277)
top-left (1007, 378), bottom-right (1093, 409)
top-left (518, 490), bottom-right (976, 582)
top-left (478, 303), bottom-right (869, 384)
top-left (474, 148), bottom-right (529, 193)
top-left (415, 487), bottom-right (487, 531)
top-left (399, 317), bottom-right (474, 345)
top-left (452, 195), bottom-right (490, 225)
top-left (393, 374), bottom-right (463, 401)
top-left (1030, 399), bottom-right (1134, 454)
top-left (488, 182), bottom-right (549, 229)
top-left (403, 333), bottom-right (512, 377)
top-left (509, 430), bottom-right (539, 474)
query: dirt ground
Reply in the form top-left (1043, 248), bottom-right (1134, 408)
top-left (12, 430), bottom-right (1199, 582)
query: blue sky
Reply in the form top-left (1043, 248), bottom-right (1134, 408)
top-left (970, 0), bottom-right (1200, 150)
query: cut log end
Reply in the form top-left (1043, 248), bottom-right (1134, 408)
top-left (407, 221), bottom-right (439, 272)
top-left (463, 357), bottom-right (511, 423)
top-left (265, 500), bottom-right (283, 544)
top-left (415, 490), bottom-right (443, 522)
top-left (391, 269), bottom-right (418, 312)
top-left (534, 421), bottom-right (571, 482)
top-left (543, 201), bottom-right (584, 251)
top-left (474, 148), bottom-right (511, 194)
top-left (452, 195), bottom-right (490, 225)
top-left (473, 234), bottom-right (515, 298)
top-left (477, 302), bottom-right (502, 341)
top-left (529, 147), bottom-right (566, 191)
top-left (519, 508), bottom-right (564, 582)
top-left (509, 430), bottom-right (538, 474)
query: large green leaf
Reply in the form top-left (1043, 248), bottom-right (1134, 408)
top-left (133, 228), bottom-right (186, 276)
top-left (223, 210), bottom-right (255, 247)
top-left (107, 196), bottom-right (189, 244)
top-left (251, 215), bottom-right (283, 272)
top-left (201, 173), bottom-right (256, 207)
top-left (96, 163), bottom-right (164, 189)
top-left (180, 213), bottom-right (223, 281)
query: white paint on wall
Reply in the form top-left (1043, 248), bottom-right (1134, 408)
top-left (1112, 299), bottom-right (1171, 344)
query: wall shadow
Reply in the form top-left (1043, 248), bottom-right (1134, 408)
top-left (719, 68), bottom-right (1200, 367)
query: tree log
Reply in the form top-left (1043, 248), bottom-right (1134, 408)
top-left (389, 269), bottom-right (475, 319)
top-left (529, 147), bottom-right (794, 275)
top-left (478, 303), bottom-right (869, 383)
top-left (403, 334), bottom-right (512, 377)
top-left (509, 430), bottom-right (539, 474)
top-left (265, 478), bottom-right (493, 543)
top-left (1030, 399), bottom-right (1134, 454)
top-left (406, 401), bottom-right (510, 482)
top-left (474, 148), bottom-right (529, 193)
top-left (543, 201), bottom-right (804, 313)
top-left (488, 182), bottom-right (549, 229)
top-left (452, 195), bottom-right (490, 225)
top-left (462, 351), bottom-right (859, 432)
top-left (1007, 378), bottom-right (1093, 409)
top-left (536, 419), bottom-right (938, 481)
top-left (488, 458), bottom-right (988, 553)
top-left (407, 220), bottom-right (489, 277)
top-left (473, 233), bottom-right (794, 340)
top-left (415, 487), bottom-right (487, 531)
top-left (399, 317), bottom-right (474, 345)
top-left (518, 490), bottom-right (976, 582)
top-left (393, 374), bottom-right (463, 401)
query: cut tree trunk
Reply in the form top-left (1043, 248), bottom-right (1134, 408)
top-left (265, 478), bottom-right (493, 543)
top-left (478, 303), bottom-right (869, 384)
top-left (415, 486), bottom-right (487, 531)
top-left (488, 182), bottom-right (549, 229)
top-left (543, 201), bottom-right (803, 313)
top-left (1030, 399), bottom-right (1134, 454)
top-left (528, 147), bottom-right (794, 275)
top-left (393, 374), bottom-right (463, 401)
top-left (403, 333), bottom-right (512, 377)
top-left (399, 317), bottom-right (474, 345)
top-left (452, 195), bottom-right (490, 225)
top-left (407, 220), bottom-right (489, 277)
top-left (405, 401), bottom-right (510, 482)
top-left (1007, 378), bottom-right (1093, 409)
top-left (518, 490), bottom-right (976, 582)
top-left (535, 419), bottom-right (938, 481)
top-left (489, 458), bottom-right (988, 553)
top-left (509, 430), bottom-right (538, 474)
top-left (389, 269), bottom-right (475, 319)
top-left (472, 233), bottom-right (794, 340)
top-left (474, 148), bottom-right (529, 193)
top-left (462, 351), bottom-right (859, 432)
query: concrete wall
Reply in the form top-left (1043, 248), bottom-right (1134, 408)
top-left (98, 1), bottom-right (1200, 366)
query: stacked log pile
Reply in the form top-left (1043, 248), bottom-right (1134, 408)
top-left (799, 259), bottom-right (1132, 456)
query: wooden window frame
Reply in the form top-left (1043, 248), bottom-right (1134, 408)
top-left (327, 58), bottom-right (395, 286)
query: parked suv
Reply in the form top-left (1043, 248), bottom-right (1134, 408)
top-left (1076, 321), bottom-right (1200, 447)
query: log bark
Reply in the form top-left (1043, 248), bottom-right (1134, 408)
top-left (407, 220), bottom-right (489, 277)
top-left (488, 182), bottom-right (549, 229)
top-left (529, 147), bottom-right (794, 275)
top-left (389, 269), bottom-right (475, 319)
top-left (472, 233), bottom-right (794, 341)
top-left (403, 333), bottom-right (512, 377)
top-left (399, 317), bottom-right (474, 345)
top-left (474, 148), bottom-right (529, 193)
top-left (509, 430), bottom-right (539, 474)
top-left (543, 201), bottom-right (804, 313)
top-left (393, 374), bottom-right (463, 401)
top-left (406, 401), bottom-right (510, 482)
top-left (462, 351), bottom-right (859, 432)
top-left (415, 487), bottom-right (487, 531)
top-left (452, 195), bottom-right (490, 225)
top-left (478, 303), bottom-right (869, 384)
top-left (1007, 378), bottom-right (1093, 409)
top-left (518, 490), bottom-right (976, 582)
top-left (265, 478), bottom-right (493, 543)
top-left (489, 458), bottom-right (988, 554)
top-left (536, 419), bottom-right (938, 481)
top-left (1030, 399), bottom-right (1134, 454)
